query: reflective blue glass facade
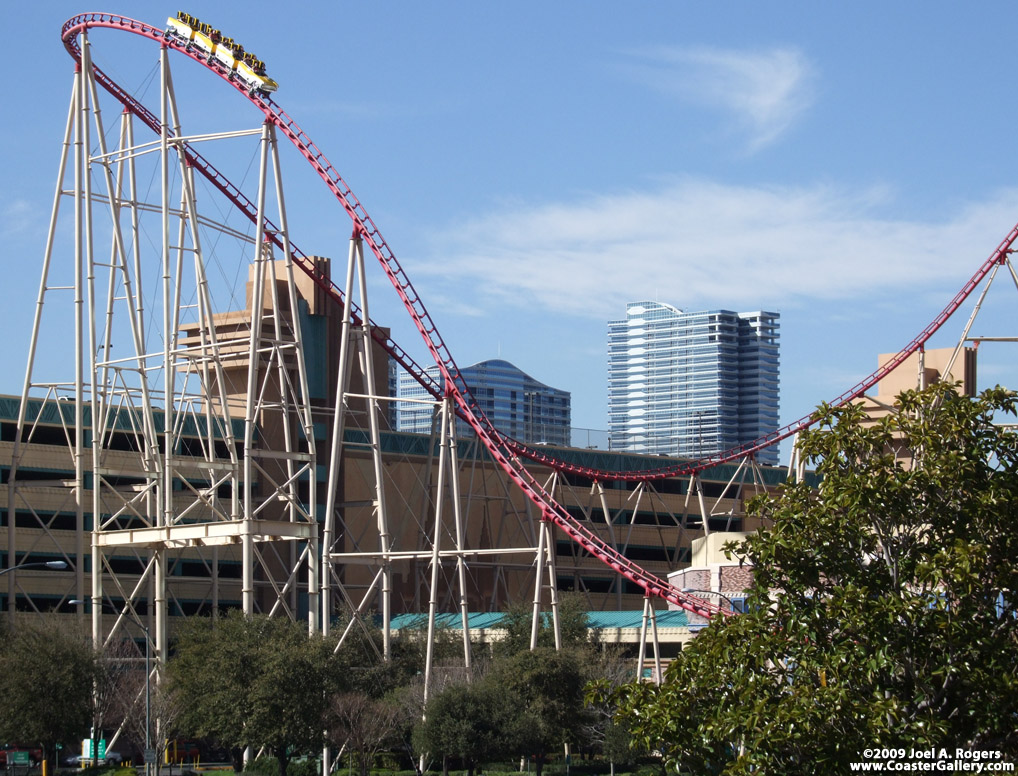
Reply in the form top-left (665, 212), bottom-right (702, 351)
top-left (607, 302), bottom-right (779, 464)
top-left (398, 359), bottom-right (572, 447)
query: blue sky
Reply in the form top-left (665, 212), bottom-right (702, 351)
top-left (3, 2), bottom-right (1018, 456)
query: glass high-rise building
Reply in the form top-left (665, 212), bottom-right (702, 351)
top-left (607, 302), bottom-right (779, 464)
top-left (398, 359), bottom-right (572, 447)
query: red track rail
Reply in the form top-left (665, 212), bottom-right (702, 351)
top-left (60, 15), bottom-right (1018, 486)
top-left (60, 13), bottom-right (729, 617)
top-left (59, 12), bottom-right (1016, 615)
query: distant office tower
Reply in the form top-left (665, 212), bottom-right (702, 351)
top-left (387, 355), bottom-right (399, 430)
top-left (398, 358), bottom-right (572, 446)
top-left (608, 302), bottom-right (779, 464)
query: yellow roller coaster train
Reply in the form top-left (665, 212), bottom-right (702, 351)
top-left (165, 11), bottom-right (278, 93)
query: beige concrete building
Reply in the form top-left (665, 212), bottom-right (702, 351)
top-left (1, 397), bottom-right (783, 623)
top-left (857, 346), bottom-right (977, 466)
top-left (2, 257), bottom-right (788, 635)
top-left (860, 346), bottom-right (976, 417)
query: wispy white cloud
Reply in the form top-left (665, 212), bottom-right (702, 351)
top-left (1, 199), bottom-right (38, 239)
top-left (417, 179), bottom-right (1018, 320)
top-left (619, 45), bottom-right (816, 152)
top-left (417, 290), bottom-right (488, 319)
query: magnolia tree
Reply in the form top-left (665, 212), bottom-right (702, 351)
top-left (594, 383), bottom-right (1018, 774)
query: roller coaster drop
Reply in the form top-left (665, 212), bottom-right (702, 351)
top-left (6, 11), bottom-right (1018, 748)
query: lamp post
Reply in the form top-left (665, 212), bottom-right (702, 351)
top-left (71, 600), bottom-right (151, 776)
top-left (0, 559), bottom-right (68, 575)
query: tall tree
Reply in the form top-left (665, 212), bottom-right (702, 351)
top-left (105, 638), bottom-right (182, 776)
top-left (489, 647), bottom-right (587, 776)
top-left (329, 692), bottom-right (400, 776)
top-left (413, 681), bottom-right (514, 776)
top-left (597, 384), bottom-right (1018, 773)
top-left (0, 621), bottom-right (99, 772)
top-left (495, 592), bottom-right (591, 657)
top-left (581, 645), bottom-right (646, 775)
top-left (169, 612), bottom-right (341, 776)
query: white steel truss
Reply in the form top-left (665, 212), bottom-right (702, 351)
top-left (7, 34), bottom-right (319, 747)
top-left (319, 235), bottom-right (558, 705)
top-left (9, 22), bottom-right (1017, 776)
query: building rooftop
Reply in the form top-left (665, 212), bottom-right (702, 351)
top-left (389, 609), bottom-right (690, 631)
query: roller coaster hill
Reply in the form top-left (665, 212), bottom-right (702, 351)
top-left (2, 11), bottom-right (1016, 698)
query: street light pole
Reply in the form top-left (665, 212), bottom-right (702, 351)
top-left (144, 625), bottom-right (150, 776)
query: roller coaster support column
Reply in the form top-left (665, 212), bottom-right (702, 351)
top-left (241, 128), bottom-right (275, 615)
top-left (448, 413), bottom-right (473, 672)
top-left (423, 396), bottom-right (452, 706)
top-left (159, 57), bottom-right (235, 630)
top-left (321, 239), bottom-right (359, 638)
top-left (6, 71), bottom-right (80, 629)
top-left (264, 122), bottom-right (320, 632)
top-left (529, 517), bottom-right (561, 651)
top-left (594, 482), bottom-right (622, 609)
top-left (635, 596), bottom-right (663, 685)
top-left (426, 395), bottom-right (475, 693)
top-left (322, 232), bottom-right (393, 657)
top-left (154, 40), bottom-right (173, 655)
top-left (685, 474), bottom-right (710, 536)
top-left (352, 234), bottom-right (393, 657)
top-left (80, 31), bottom-right (102, 650)
top-left (787, 432), bottom-right (805, 482)
top-left (245, 137), bottom-right (278, 617)
top-left (942, 256), bottom-right (1008, 382)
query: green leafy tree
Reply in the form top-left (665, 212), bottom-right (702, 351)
top-left (0, 621), bottom-right (99, 771)
top-left (495, 592), bottom-right (592, 656)
top-left (413, 681), bottom-right (513, 776)
top-left (352, 619), bottom-right (463, 699)
top-left (597, 383), bottom-right (1018, 774)
top-left (169, 612), bottom-right (342, 776)
top-left (324, 614), bottom-right (468, 772)
top-left (489, 647), bottom-right (586, 776)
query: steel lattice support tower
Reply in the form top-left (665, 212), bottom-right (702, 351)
top-left (6, 34), bottom-right (322, 743)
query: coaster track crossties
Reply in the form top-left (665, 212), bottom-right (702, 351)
top-left (58, 12), bottom-right (1018, 618)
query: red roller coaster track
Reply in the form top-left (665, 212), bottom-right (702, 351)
top-left (58, 13), bottom-right (1017, 617)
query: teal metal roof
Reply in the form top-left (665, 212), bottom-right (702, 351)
top-left (391, 612), bottom-right (507, 630)
top-left (587, 609), bottom-right (689, 628)
top-left (390, 609), bottom-right (689, 631)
